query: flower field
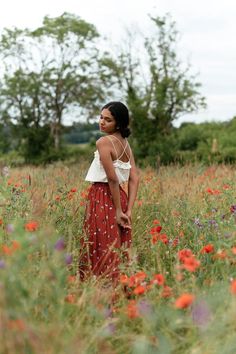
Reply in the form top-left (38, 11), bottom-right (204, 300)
top-left (1, 162), bottom-right (236, 353)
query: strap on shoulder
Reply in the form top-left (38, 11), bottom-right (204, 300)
top-left (105, 135), bottom-right (119, 160)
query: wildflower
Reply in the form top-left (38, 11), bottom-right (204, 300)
top-left (151, 274), bottom-right (165, 286)
top-left (208, 219), bottom-right (218, 227)
top-left (54, 238), bottom-right (65, 251)
top-left (159, 233), bottom-right (168, 244)
top-left (232, 247), bottom-right (236, 255)
top-left (103, 322), bottom-right (116, 335)
top-left (67, 193), bottom-right (73, 200)
top-left (126, 300), bottom-right (139, 318)
top-left (191, 300), bottom-right (211, 327)
top-left (70, 188), bottom-right (77, 193)
top-left (175, 293), bottom-right (195, 309)
top-left (2, 245), bottom-right (12, 256)
top-left (150, 225), bottom-right (162, 234)
top-left (212, 250), bottom-right (227, 260)
top-left (153, 219), bottom-right (161, 225)
top-left (0, 219), bottom-right (3, 226)
top-left (120, 274), bottom-right (129, 284)
top-left (1, 166), bottom-right (10, 177)
top-left (137, 299), bottom-right (152, 316)
top-left (172, 237), bottom-right (179, 247)
top-left (182, 256), bottom-right (200, 272)
top-left (0, 259), bottom-right (6, 269)
top-left (67, 275), bottom-right (76, 283)
top-left (178, 249), bottom-right (193, 262)
top-left (7, 319), bottom-right (26, 331)
top-left (6, 224), bottom-right (14, 233)
top-left (65, 254), bottom-right (73, 265)
top-left (230, 205), bottom-right (236, 214)
top-left (134, 271), bottom-right (147, 283)
top-left (11, 240), bottom-right (21, 251)
top-left (133, 285), bottom-right (146, 295)
top-left (194, 218), bottom-right (204, 228)
top-left (25, 221), bottom-right (38, 232)
top-left (230, 279), bottom-right (236, 295)
top-left (161, 286), bottom-right (173, 298)
top-left (175, 273), bottom-right (184, 282)
top-left (65, 293), bottom-right (76, 303)
top-left (136, 200), bottom-right (143, 206)
top-left (206, 188), bottom-right (220, 195)
top-left (200, 244), bottom-right (214, 254)
top-left (150, 233), bottom-right (157, 245)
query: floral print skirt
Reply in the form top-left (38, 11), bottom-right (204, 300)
top-left (79, 182), bottom-right (131, 283)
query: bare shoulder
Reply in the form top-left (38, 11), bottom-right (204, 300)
top-left (96, 136), bottom-right (111, 149)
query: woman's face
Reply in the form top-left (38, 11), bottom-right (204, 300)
top-left (99, 108), bottom-right (117, 134)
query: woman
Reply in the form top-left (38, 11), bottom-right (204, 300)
top-left (80, 101), bottom-right (139, 284)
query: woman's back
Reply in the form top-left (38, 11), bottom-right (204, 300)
top-left (106, 135), bottom-right (131, 163)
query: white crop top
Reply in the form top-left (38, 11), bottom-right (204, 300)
top-left (85, 136), bottom-right (131, 184)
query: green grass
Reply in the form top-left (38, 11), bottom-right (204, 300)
top-left (1, 163), bottom-right (236, 353)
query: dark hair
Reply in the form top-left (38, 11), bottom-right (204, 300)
top-left (102, 101), bottom-right (131, 138)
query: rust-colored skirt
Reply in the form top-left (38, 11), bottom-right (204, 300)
top-left (79, 182), bottom-right (131, 283)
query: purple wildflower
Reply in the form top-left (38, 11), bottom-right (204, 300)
top-left (191, 299), bottom-right (211, 328)
top-left (103, 322), bottom-right (116, 335)
top-left (194, 218), bottom-right (204, 228)
top-left (65, 254), bottom-right (73, 265)
top-left (137, 299), bottom-right (152, 317)
top-left (6, 224), bottom-right (14, 233)
top-left (54, 238), bottom-right (65, 251)
top-left (230, 205), bottom-right (236, 214)
top-left (208, 219), bottom-right (218, 227)
top-left (0, 260), bottom-right (6, 269)
top-left (103, 306), bottom-right (113, 319)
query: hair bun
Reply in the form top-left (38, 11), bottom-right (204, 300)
top-left (123, 127), bottom-right (131, 138)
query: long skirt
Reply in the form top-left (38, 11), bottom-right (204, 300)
top-left (79, 182), bottom-right (132, 283)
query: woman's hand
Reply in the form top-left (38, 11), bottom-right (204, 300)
top-left (126, 209), bottom-right (132, 224)
top-left (116, 209), bottom-right (131, 230)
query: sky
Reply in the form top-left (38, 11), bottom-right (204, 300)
top-left (0, 0), bottom-right (236, 127)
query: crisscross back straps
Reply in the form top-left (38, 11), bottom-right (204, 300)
top-left (108, 135), bottom-right (131, 161)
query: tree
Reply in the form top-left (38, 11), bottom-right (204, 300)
top-left (0, 13), bottom-right (109, 161)
top-left (106, 14), bottom-right (206, 164)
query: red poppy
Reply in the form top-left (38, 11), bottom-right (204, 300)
top-left (182, 256), bottom-right (200, 272)
top-left (120, 274), bottom-right (129, 285)
top-left (65, 293), bottom-right (76, 303)
top-left (133, 285), bottom-right (146, 295)
top-left (161, 286), bottom-right (173, 298)
top-left (230, 280), bottom-right (236, 295)
top-left (150, 225), bottom-right (162, 234)
top-left (175, 293), bottom-right (195, 309)
top-left (178, 249), bottom-right (193, 262)
top-left (151, 274), bottom-right (165, 286)
top-left (25, 221), bottom-right (39, 232)
top-left (200, 244), bottom-right (214, 254)
top-left (153, 219), bottom-right (161, 225)
top-left (127, 300), bottom-right (139, 318)
top-left (70, 188), bottom-right (77, 193)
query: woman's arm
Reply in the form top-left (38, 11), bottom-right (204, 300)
top-left (126, 150), bottom-right (139, 221)
top-left (96, 137), bottom-right (131, 229)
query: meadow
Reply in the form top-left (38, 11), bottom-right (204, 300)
top-left (1, 162), bottom-right (236, 354)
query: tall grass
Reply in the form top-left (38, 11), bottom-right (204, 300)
top-left (1, 162), bottom-right (236, 353)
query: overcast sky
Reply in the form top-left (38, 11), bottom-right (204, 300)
top-left (1, 0), bottom-right (236, 126)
